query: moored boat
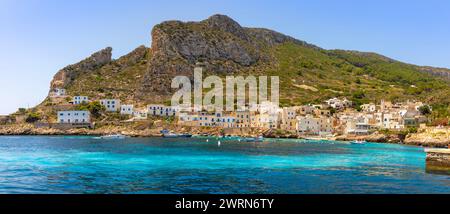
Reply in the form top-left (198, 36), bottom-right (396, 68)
top-left (351, 140), bottom-right (366, 144)
top-left (97, 134), bottom-right (128, 139)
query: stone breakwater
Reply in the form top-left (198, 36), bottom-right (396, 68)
top-left (425, 149), bottom-right (450, 174)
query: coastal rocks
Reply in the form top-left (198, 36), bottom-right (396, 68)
top-left (335, 133), bottom-right (401, 144)
top-left (50, 47), bottom-right (112, 89)
top-left (425, 149), bottom-right (450, 175)
top-left (404, 132), bottom-right (450, 148)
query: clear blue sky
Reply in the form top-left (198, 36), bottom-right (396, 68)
top-left (1, 0), bottom-right (449, 115)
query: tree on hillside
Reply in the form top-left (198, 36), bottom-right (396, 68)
top-left (418, 105), bottom-right (432, 115)
top-left (25, 112), bottom-right (41, 123)
top-left (76, 101), bottom-right (105, 118)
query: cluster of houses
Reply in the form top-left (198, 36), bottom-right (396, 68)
top-left (51, 87), bottom-right (430, 136)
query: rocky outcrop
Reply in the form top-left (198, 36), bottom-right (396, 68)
top-left (115, 45), bottom-right (148, 67)
top-left (138, 14), bottom-right (314, 98)
top-left (404, 132), bottom-right (450, 148)
top-left (417, 66), bottom-right (450, 80)
top-left (50, 47), bottom-right (112, 89)
top-left (335, 133), bottom-right (402, 144)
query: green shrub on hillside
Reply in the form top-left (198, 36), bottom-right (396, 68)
top-left (26, 112), bottom-right (41, 123)
top-left (76, 101), bottom-right (105, 118)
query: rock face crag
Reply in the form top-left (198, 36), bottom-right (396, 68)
top-left (50, 47), bottom-right (112, 89)
top-left (138, 14), bottom-right (313, 98)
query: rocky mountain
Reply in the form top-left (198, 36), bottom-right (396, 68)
top-left (46, 14), bottom-right (450, 114)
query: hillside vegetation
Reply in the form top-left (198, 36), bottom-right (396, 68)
top-left (37, 14), bottom-right (449, 119)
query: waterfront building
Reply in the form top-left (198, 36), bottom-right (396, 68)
top-left (72, 96), bottom-right (89, 105)
top-left (148, 104), bottom-right (178, 117)
top-left (235, 110), bottom-right (256, 128)
top-left (297, 115), bottom-right (320, 135)
top-left (318, 117), bottom-right (334, 135)
top-left (120, 105), bottom-right (134, 115)
top-left (402, 108), bottom-right (427, 127)
top-left (57, 111), bottom-right (90, 123)
top-left (216, 112), bottom-right (237, 128)
top-left (280, 107), bottom-right (297, 130)
top-left (100, 99), bottom-right (121, 112)
top-left (177, 112), bottom-right (200, 126)
top-left (297, 115), bottom-right (334, 135)
top-left (256, 112), bottom-right (279, 129)
top-left (133, 109), bottom-right (148, 120)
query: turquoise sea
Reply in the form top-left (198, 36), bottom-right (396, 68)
top-left (0, 136), bottom-right (449, 194)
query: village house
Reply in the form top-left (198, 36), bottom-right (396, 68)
top-left (280, 107), bottom-right (297, 130)
top-left (298, 105), bottom-right (315, 116)
top-left (361, 103), bottom-right (376, 113)
top-left (177, 112), bottom-right (200, 127)
top-left (297, 115), bottom-right (334, 135)
top-left (297, 115), bottom-right (319, 135)
top-left (100, 99), bottom-right (121, 112)
top-left (132, 109), bottom-right (148, 120)
top-left (72, 96), bottom-right (89, 105)
top-left (120, 105), bottom-right (134, 115)
top-left (313, 108), bottom-right (331, 117)
top-left (49, 88), bottom-right (66, 97)
top-left (216, 112), bottom-right (237, 128)
top-left (256, 112), bottom-right (279, 129)
top-left (148, 104), bottom-right (178, 117)
top-left (57, 110), bottom-right (90, 124)
top-left (402, 107), bottom-right (427, 127)
top-left (235, 110), bottom-right (256, 128)
top-left (325, 97), bottom-right (352, 110)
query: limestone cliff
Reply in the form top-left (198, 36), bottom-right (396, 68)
top-left (50, 47), bottom-right (113, 90)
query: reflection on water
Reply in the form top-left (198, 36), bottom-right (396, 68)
top-left (0, 136), bottom-right (449, 194)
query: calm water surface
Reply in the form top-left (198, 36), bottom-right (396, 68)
top-left (0, 136), bottom-right (449, 194)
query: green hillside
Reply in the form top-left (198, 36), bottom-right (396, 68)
top-left (43, 14), bottom-right (450, 120)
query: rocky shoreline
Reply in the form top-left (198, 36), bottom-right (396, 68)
top-left (0, 124), bottom-right (449, 148)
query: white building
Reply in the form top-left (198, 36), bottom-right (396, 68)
top-left (361, 103), bottom-right (376, 113)
top-left (325, 97), bottom-right (352, 109)
top-left (297, 115), bottom-right (333, 135)
top-left (57, 111), bottom-right (90, 123)
top-left (100, 99), bottom-right (120, 112)
top-left (280, 107), bottom-right (297, 130)
top-left (50, 88), bottom-right (66, 97)
top-left (133, 109), bottom-right (148, 120)
top-left (148, 104), bottom-right (178, 117)
top-left (297, 115), bottom-right (320, 134)
top-left (120, 105), bottom-right (134, 115)
top-left (73, 96), bottom-right (89, 105)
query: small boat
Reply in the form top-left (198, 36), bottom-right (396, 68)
top-left (163, 133), bottom-right (179, 138)
top-left (243, 136), bottom-right (264, 142)
top-left (255, 136), bottom-right (264, 142)
top-left (162, 131), bottom-right (192, 138)
top-left (179, 134), bottom-right (192, 138)
top-left (351, 140), bottom-right (366, 144)
top-left (98, 134), bottom-right (127, 139)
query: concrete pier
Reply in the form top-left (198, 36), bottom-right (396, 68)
top-left (425, 148), bottom-right (450, 175)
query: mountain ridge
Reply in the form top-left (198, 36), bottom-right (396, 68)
top-left (44, 14), bottom-right (449, 116)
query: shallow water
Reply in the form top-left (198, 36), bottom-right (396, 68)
top-left (0, 136), bottom-right (449, 194)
